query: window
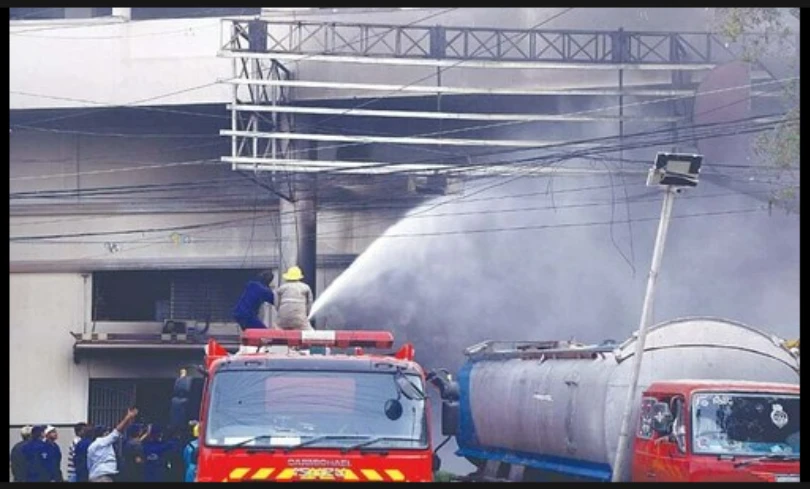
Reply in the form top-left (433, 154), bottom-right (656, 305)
top-left (88, 379), bottom-right (178, 429)
top-left (691, 392), bottom-right (800, 457)
top-left (205, 370), bottom-right (428, 450)
top-left (92, 269), bottom-right (260, 322)
top-left (637, 397), bottom-right (658, 439)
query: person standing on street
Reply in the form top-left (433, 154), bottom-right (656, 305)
top-left (87, 407), bottom-right (138, 482)
top-left (183, 423), bottom-right (199, 483)
top-left (43, 426), bottom-right (63, 482)
top-left (232, 270), bottom-right (275, 331)
top-left (10, 425), bottom-right (32, 482)
top-left (276, 266), bottom-right (314, 331)
top-left (119, 424), bottom-right (149, 482)
top-left (22, 425), bottom-right (50, 482)
top-left (73, 427), bottom-right (94, 483)
top-left (67, 422), bottom-right (87, 483)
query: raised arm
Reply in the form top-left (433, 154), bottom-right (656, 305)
top-left (96, 408), bottom-right (138, 447)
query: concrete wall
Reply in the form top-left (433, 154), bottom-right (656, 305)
top-left (10, 8), bottom-right (716, 110)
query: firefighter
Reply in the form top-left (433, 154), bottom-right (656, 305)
top-left (183, 423), bottom-right (199, 483)
top-left (276, 266), bottom-right (314, 331)
top-left (232, 270), bottom-right (275, 331)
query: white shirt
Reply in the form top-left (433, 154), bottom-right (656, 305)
top-left (87, 429), bottom-right (121, 480)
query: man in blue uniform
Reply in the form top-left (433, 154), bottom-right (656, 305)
top-left (43, 426), bottom-right (63, 482)
top-left (232, 270), bottom-right (275, 330)
top-left (22, 425), bottom-right (49, 482)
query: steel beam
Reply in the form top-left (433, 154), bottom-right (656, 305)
top-left (219, 51), bottom-right (716, 71)
top-left (226, 157), bottom-right (648, 177)
top-left (222, 20), bottom-right (750, 67)
top-left (224, 78), bottom-right (700, 97)
top-left (221, 130), bottom-right (600, 148)
top-left (229, 104), bottom-right (683, 123)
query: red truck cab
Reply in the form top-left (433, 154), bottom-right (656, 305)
top-left (632, 380), bottom-right (800, 483)
top-left (182, 330), bottom-right (435, 482)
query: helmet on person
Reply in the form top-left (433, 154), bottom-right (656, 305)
top-left (283, 266), bottom-right (304, 281)
top-left (20, 425), bottom-right (32, 439)
top-left (192, 424), bottom-right (199, 438)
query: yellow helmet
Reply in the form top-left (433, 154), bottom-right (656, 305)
top-left (785, 339), bottom-right (800, 350)
top-left (283, 266), bottom-right (304, 281)
top-left (192, 423), bottom-right (199, 438)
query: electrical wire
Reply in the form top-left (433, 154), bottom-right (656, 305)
top-left (9, 186), bottom-right (777, 243)
top-left (11, 205), bottom-right (773, 245)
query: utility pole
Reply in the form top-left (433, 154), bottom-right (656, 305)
top-left (611, 153), bottom-right (702, 481)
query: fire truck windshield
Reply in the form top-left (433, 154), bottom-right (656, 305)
top-left (205, 370), bottom-right (428, 450)
top-left (691, 392), bottom-right (800, 458)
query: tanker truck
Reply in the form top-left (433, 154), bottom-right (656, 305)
top-left (429, 317), bottom-right (801, 483)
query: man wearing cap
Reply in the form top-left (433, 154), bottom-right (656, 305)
top-left (43, 426), bottom-right (63, 482)
top-left (10, 425), bottom-right (32, 482)
top-left (87, 407), bottom-right (138, 482)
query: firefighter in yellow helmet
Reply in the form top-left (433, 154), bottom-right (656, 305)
top-left (276, 266), bottom-right (314, 330)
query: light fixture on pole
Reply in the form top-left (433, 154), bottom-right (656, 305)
top-left (611, 152), bottom-right (703, 482)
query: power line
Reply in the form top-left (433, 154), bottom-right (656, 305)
top-left (10, 109), bottom-right (788, 185)
top-left (9, 188), bottom-right (775, 243)
top-left (12, 205), bottom-right (772, 245)
top-left (10, 81), bottom-right (223, 127)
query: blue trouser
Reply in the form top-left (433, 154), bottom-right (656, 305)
top-left (235, 315), bottom-right (265, 330)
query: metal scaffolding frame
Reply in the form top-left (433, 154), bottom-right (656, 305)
top-left (220, 20), bottom-right (745, 67)
top-left (219, 18), bottom-right (780, 176)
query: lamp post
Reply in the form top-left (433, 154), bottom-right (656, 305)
top-left (611, 152), bottom-right (703, 482)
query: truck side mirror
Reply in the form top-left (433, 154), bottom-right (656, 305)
top-left (441, 400), bottom-right (459, 436)
top-left (650, 402), bottom-right (673, 435)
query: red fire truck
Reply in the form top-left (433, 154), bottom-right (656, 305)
top-left (173, 329), bottom-right (437, 482)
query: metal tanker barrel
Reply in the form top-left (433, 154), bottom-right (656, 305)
top-left (455, 317), bottom-right (800, 481)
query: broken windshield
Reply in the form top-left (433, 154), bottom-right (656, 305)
top-left (205, 370), bottom-right (427, 450)
top-left (691, 392), bottom-right (800, 457)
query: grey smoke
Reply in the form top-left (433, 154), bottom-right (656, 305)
top-left (311, 171), bottom-right (798, 473)
top-left (314, 172), bottom-right (799, 371)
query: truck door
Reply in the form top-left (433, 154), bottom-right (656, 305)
top-left (631, 397), bottom-right (660, 481)
top-left (648, 396), bottom-right (689, 482)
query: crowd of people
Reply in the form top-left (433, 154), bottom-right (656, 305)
top-left (10, 408), bottom-right (199, 483)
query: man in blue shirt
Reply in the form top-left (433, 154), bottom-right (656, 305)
top-left (73, 429), bottom-right (94, 483)
top-left (22, 425), bottom-right (49, 482)
top-left (43, 426), bottom-right (63, 482)
top-left (232, 270), bottom-right (275, 330)
top-left (142, 425), bottom-right (178, 482)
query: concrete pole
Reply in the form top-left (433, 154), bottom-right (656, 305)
top-left (112, 8), bottom-right (131, 20)
top-left (295, 173), bottom-right (318, 300)
top-left (279, 196), bottom-right (298, 275)
top-left (278, 175), bottom-right (317, 293)
top-left (611, 186), bottom-right (677, 482)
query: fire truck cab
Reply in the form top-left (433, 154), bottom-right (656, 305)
top-left (173, 329), bottom-right (436, 482)
top-left (632, 380), bottom-right (800, 483)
